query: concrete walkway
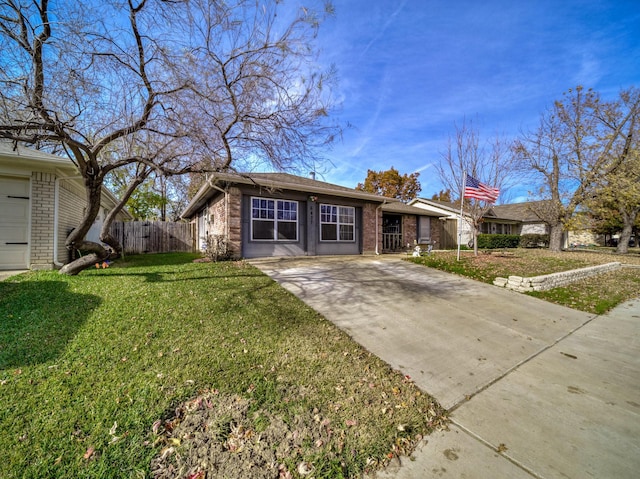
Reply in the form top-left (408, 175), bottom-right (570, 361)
top-left (250, 255), bottom-right (640, 479)
top-left (0, 270), bottom-right (26, 282)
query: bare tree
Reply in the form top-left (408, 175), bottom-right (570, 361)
top-left (587, 147), bottom-right (640, 254)
top-left (436, 118), bottom-right (515, 255)
top-left (0, 0), bottom-right (338, 274)
top-left (514, 86), bottom-right (640, 252)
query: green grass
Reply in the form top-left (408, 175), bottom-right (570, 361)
top-left (0, 254), bottom-right (444, 478)
top-left (409, 249), bottom-right (640, 314)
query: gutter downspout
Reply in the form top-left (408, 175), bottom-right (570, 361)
top-left (53, 175), bottom-right (82, 268)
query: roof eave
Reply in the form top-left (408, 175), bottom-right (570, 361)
top-left (180, 174), bottom-right (396, 219)
top-left (181, 179), bottom-right (216, 219)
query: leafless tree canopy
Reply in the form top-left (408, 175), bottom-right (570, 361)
top-left (436, 118), bottom-right (516, 254)
top-left (0, 0), bottom-right (339, 274)
top-left (514, 86), bottom-right (640, 251)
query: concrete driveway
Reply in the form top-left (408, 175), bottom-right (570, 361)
top-left (251, 255), bottom-right (640, 479)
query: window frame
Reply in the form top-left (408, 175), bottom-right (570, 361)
top-left (319, 203), bottom-right (356, 242)
top-left (250, 197), bottom-right (299, 242)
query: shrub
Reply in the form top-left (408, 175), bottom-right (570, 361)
top-left (477, 234), bottom-right (520, 249)
top-left (204, 234), bottom-right (232, 261)
top-left (519, 234), bottom-right (550, 248)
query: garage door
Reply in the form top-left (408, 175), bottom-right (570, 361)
top-left (0, 176), bottom-right (30, 270)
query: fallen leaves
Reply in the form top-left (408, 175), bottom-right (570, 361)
top-left (83, 446), bottom-right (95, 460)
top-left (297, 461), bottom-right (314, 475)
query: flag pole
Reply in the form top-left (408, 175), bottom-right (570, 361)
top-left (457, 171), bottom-right (466, 262)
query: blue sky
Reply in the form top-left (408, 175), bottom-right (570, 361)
top-left (310, 0), bottom-right (640, 202)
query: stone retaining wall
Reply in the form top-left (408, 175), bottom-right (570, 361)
top-left (493, 262), bottom-right (622, 292)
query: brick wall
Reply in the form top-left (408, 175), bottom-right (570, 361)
top-left (202, 188), bottom-right (242, 259)
top-left (207, 195), bottom-right (226, 236)
top-left (227, 187), bottom-right (242, 258)
top-left (403, 215), bottom-right (417, 245)
top-left (30, 172), bottom-right (56, 269)
top-left (362, 203), bottom-right (381, 254)
top-left (567, 229), bottom-right (604, 246)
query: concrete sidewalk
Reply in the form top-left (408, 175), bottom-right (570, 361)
top-left (251, 255), bottom-right (640, 479)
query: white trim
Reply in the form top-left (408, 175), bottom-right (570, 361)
top-left (250, 196), bottom-right (299, 242)
top-left (319, 203), bottom-right (356, 243)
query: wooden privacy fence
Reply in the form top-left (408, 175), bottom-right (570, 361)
top-left (110, 221), bottom-right (196, 254)
top-left (439, 218), bottom-right (458, 249)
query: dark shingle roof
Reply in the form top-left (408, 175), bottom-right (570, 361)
top-left (211, 172), bottom-right (392, 201)
top-left (181, 171), bottom-right (398, 218)
top-left (488, 201), bottom-right (549, 222)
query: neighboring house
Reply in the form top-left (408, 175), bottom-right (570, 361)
top-left (409, 198), bottom-right (550, 246)
top-left (565, 212), bottom-right (605, 247)
top-left (0, 142), bottom-right (131, 270)
top-left (181, 172), bottom-right (443, 259)
top-left (483, 202), bottom-right (549, 235)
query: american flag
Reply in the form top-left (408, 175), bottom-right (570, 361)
top-left (464, 174), bottom-right (499, 203)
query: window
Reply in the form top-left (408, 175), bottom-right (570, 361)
top-left (320, 204), bottom-right (355, 242)
top-left (251, 197), bottom-right (298, 241)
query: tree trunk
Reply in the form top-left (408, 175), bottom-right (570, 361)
top-left (548, 224), bottom-right (564, 252)
top-left (616, 224), bottom-right (633, 254)
top-left (616, 208), bottom-right (639, 254)
top-left (472, 226), bottom-right (479, 256)
top-left (60, 175), bottom-right (110, 275)
top-left (59, 241), bottom-right (110, 275)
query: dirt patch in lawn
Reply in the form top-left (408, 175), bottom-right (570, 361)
top-left (150, 387), bottom-right (446, 479)
top-left (151, 392), bottom-right (303, 479)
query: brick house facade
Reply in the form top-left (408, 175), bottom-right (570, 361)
top-left (182, 172), bottom-right (416, 259)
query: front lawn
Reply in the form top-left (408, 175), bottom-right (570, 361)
top-left (0, 254), bottom-right (445, 479)
top-left (409, 249), bottom-right (640, 314)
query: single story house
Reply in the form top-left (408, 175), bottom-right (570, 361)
top-left (0, 142), bottom-right (130, 270)
top-left (180, 172), bottom-right (440, 259)
top-left (482, 202), bottom-right (549, 235)
top-left (565, 213), bottom-right (605, 247)
top-left (409, 198), bottom-right (550, 246)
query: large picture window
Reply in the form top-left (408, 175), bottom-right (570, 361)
top-left (320, 204), bottom-right (355, 242)
top-left (251, 197), bottom-right (298, 241)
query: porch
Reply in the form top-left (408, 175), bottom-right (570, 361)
top-left (382, 231), bottom-right (406, 252)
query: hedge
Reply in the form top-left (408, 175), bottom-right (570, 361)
top-left (476, 234), bottom-right (520, 249)
top-left (475, 234), bottom-right (550, 249)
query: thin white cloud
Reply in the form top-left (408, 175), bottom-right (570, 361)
top-left (413, 162), bottom-right (434, 174)
top-left (359, 0), bottom-right (408, 58)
